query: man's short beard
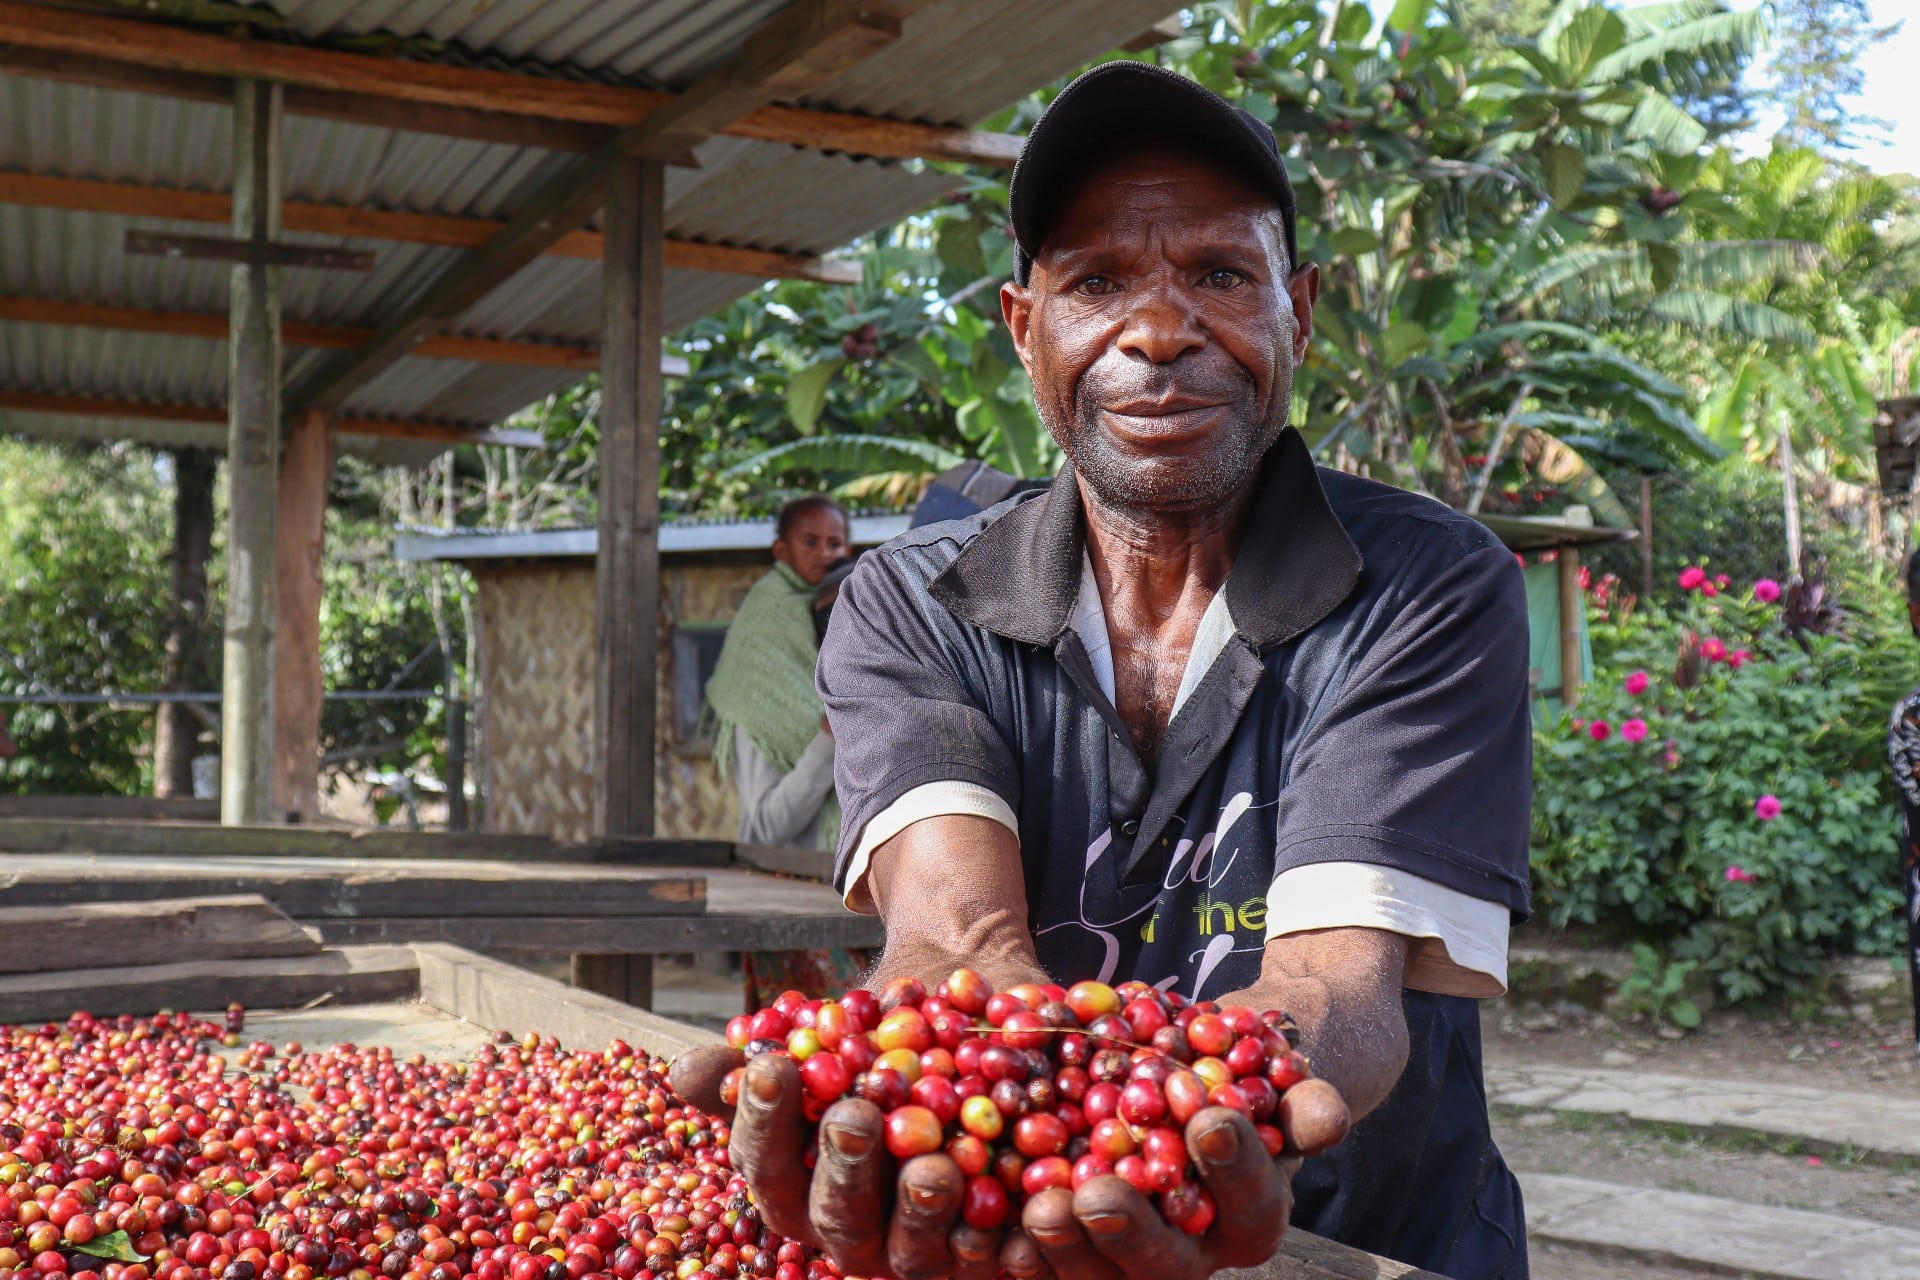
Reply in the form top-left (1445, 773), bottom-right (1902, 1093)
top-left (1038, 370), bottom-right (1292, 518)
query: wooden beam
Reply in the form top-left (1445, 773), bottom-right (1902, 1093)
top-left (285, 0), bottom-right (915, 418)
top-left (273, 409), bottom-right (332, 824)
top-left (0, 171), bottom-right (862, 284)
top-left (594, 157), bottom-right (665, 841)
top-left (0, 896), bottom-right (319, 976)
top-left (220, 77), bottom-right (283, 827)
top-left (0, 391), bottom-right (544, 449)
top-left (0, 1), bottom-right (1022, 167)
top-left (0, 946), bottom-right (419, 1026)
top-left (0, 295), bottom-right (602, 372)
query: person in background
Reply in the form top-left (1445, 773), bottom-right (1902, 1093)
top-left (706, 494), bottom-right (867, 1005)
top-left (1884, 552), bottom-right (1920, 1056)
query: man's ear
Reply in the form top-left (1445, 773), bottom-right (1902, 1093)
top-left (1001, 280), bottom-right (1037, 376)
top-left (1286, 263), bottom-right (1321, 367)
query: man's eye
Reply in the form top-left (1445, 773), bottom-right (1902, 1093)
top-left (1204, 269), bottom-right (1248, 289)
top-left (1075, 275), bottom-right (1119, 296)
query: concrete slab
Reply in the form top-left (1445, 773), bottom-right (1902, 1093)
top-left (1488, 1064), bottom-right (1920, 1161)
top-left (243, 1000), bottom-right (495, 1062)
top-left (1522, 1173), bottom-right (1920, 1280)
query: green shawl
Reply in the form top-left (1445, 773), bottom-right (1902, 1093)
top-left (707, 562), bottom-right (840, 849)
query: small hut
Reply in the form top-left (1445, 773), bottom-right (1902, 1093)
top-left (396, 514), bottom-right (908, 842)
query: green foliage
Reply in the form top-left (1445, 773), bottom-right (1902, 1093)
top-left (1531, 556), bottom-right (1908, 1005)
top-left (1618, 942), bottom-right (1703, 1030)
top-left (0, 441), bottom-right (180, 794)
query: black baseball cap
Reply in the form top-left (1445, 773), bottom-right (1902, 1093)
top-left (1009, 61), bottom-right (1299, 286)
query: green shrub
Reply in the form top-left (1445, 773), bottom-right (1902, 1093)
top-left (1531, 562), bottom-right (1908, 1004)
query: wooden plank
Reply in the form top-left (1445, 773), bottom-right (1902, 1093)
top-left (593, 155), bottom-right (664, 839)
top-left (0, 391), bottom-right (539, 448)
top-left (732, 842), bottom-right (836, 882)
top-left (0, 294), bottom-right (604, 371)
top-left (0, 172), bottom-right (861, 284)
top-left (412, 942), bottom-right (721, 1061)
top-left (1557, 546), bottom-right (1583, 710)
top-left (1219, 1230), bottom-right (1447, 1279)
top-left (0, 795), bottom-right (219, 821)
top-left (0, 855), bottom-right (706, 917)
top-left (0, 818), bottom-right (734, 864)
top-left (0, 945), bottom-right (418, 1025)
top-left (570, 953), bottom-right (653, 1009)
top-left (0, 3), bottom-right (1021, 167)
top-left (311, 911), bottom-right (884, 954)
top-left (272, 409), bottom-right (332, 823)
top-left (285, 0), bottom-right (913, 420)
top-left (219, 78), bottom-right (283, 826)
top-left (0, 895), bottom-right (319, 975)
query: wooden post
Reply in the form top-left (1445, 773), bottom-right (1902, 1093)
top-left (1558, 547), bottom-right (1584, 710)
top-left (570, 954), bottom-right (655, 1010)
top-left (1779, 422), bottom-right (1803, 576)
top-left (1638, 473), bottom-right (1654, 599)
top-left (155, 448), bottom-right (217, 798)
top-left (220, 78), bottom-right (284, 825)
top-left (273, 408), bottom-right (332, 821)
top-left (592, 157), bottom-right (664, 839)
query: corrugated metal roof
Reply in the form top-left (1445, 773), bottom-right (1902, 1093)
top-left (393, 512), bottom-right (913, 562)
top-left (0, 0), bottom-right (1179, 453)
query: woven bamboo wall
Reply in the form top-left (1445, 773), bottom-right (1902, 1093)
top-left (473, 559), bottom-right (765, 844)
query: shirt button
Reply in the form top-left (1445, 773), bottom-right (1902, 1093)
top-left (1121, 819), bottom-right (1140, 837)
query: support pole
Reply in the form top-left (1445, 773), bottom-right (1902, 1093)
top-left (1558, 547), bottom-right (1584, 711)
top-left (593, 157), bottom-right (664, 839)
top-left (1779, 422), bottom-right (1803, 576)
top-left (220, 78), bottom-right (284, 825)
top-left (1639, 473), bottom-right (1654, 599)
top-left (272, 407), bottom-right (332, 821)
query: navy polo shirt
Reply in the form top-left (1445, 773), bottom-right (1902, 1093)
top-left (818, 427), bottom-right (1532, 1277)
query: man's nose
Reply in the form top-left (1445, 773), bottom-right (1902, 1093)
top-left (1116, 286), bottom-right (1205, 364)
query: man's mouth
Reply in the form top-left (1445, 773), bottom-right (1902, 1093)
top-left (1099, 397), bottom-right (1231, 441)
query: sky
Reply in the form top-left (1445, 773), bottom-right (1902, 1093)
top-left (1733, 0), bottom-right (1920, 177)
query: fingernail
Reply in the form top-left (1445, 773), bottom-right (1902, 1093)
top-left (825, 1122), bottom-right (873, 1158)
top-left (904, 1183), bottom-right (948, 1210)
top-left (747, 1066), bottom-right (780, 1104)
top-left (1196, 1121), bottom-right (1239, 1163)
top-left (1081, 1212), bottom-right (1127, 1237)
top-left (1029, 1223), bottom-right (1075, 1246)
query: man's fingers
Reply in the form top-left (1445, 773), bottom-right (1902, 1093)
top-left (1021, 1186), bottom-right (1125, 1280)
top-left (999, 1228), bottom-right (1051, 1279)
top-left (1071, 1174), bottom-right (1205, 1280)
top-left (728, 1055), bottom-right (812, 1242)
top-left (806, 1098), bottom-right (893, 1276)
top-left (1188, 1107), bottom-right (1292, 1269)
top-left (949, 1223), bottom-right (1008, 1280)
top-left (886, 1154), bottom-right (965, 1280)
top-left (666, 1045), bottom-right (744, 1119)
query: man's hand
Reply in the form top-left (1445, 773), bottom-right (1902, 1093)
top-left (670, 1050), bottom-right (1299, 1280)
top-left (1014, 1110), bottom-right (1300, 1280)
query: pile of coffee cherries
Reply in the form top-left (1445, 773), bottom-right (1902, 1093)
top-left (0, 1005), bottom-right (837, 1280)
top-left (718, 971), bottom-right (1349, 1238)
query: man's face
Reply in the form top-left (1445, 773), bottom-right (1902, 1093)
top-left (773, 507), bottom-right (849, 586)
top-left (1002, 142), bottom-right (1319, 516)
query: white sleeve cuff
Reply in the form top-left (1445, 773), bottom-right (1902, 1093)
top-left (1263, 862), bottom-right (1511, 998)
top-left (841, 781), bottom-right (1019, 912)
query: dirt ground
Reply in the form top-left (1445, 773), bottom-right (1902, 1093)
top-left (1484, 992), bottom-right (1920, 1096)
top-left (1528, 1240), bottom-right (1729, 1280)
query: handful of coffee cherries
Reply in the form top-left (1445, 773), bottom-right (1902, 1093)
top-left (713, 969), bottom-right (1351, 1237)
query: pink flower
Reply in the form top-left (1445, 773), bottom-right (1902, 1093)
top-left (1724, 865), bottom-right (1757, 884)
top-left (1702, 582), bottom-right (1719, 597)
top-left (1621, 718), bottom-right (1649, 743)
top-left (1514, 553), bottom-right (1526, 570)
top-left (1588, 720), bottom-right (1613, 742)
top-left (1729, 648), bottom-right (1752, 670)
top-left (1755, 794), bottom-right (1782, 821)
top-left (1753, 578), bottom-right (1782, 604)
top-left (1624, 670), bottom-right (1650, 696)
top-left (1678, 566), bottom-right (1707, 591)
top-left (1715, 574), bottom-right (1731, 589)
top-left (1700, 637), bottom-right (1728, 662)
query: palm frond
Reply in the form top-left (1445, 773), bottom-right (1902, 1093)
top-left (723, 434), bottom-right (964, 480)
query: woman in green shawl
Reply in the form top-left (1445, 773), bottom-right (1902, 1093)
top-left (707, 494), bottom-right (849, 849)
top-left (707, 495), bottom-right (868, 1003)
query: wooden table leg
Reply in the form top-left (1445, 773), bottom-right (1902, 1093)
top-left (570, 953), bottom-right (654, 1009)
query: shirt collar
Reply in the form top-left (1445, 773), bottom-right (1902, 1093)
top-left (929, 427), bottom-right (1363, 652)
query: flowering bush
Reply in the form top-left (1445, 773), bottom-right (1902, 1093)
top-left (1532, 561), bottom-right (1908, 1005)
